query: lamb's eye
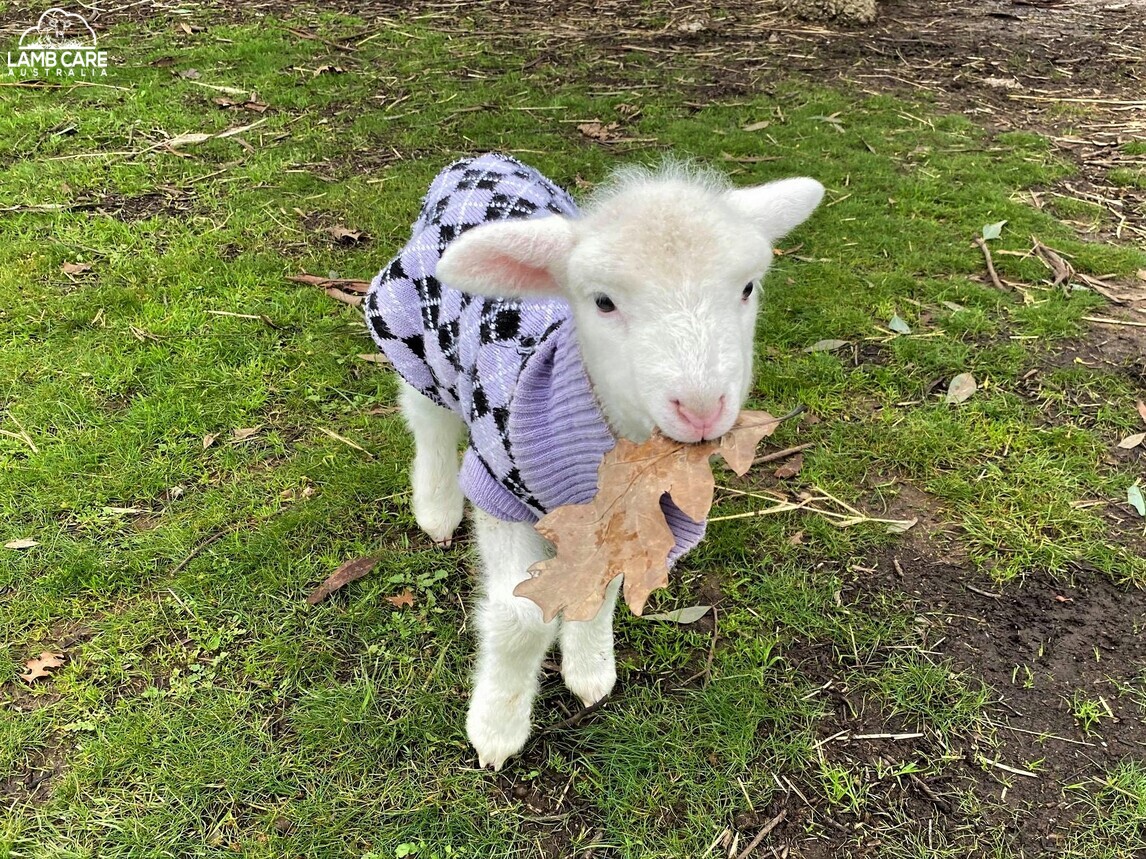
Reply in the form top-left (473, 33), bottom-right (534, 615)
top-left (594, 294), bottom-right (617, 313)
top-left (742, 282), bottom-right (755, 301)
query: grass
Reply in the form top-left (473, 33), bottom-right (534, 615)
top-left (2, 5), bottom-right (1146, 858)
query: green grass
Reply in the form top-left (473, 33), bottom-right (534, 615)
top-left (3, 7), bottom-right (1146, 858)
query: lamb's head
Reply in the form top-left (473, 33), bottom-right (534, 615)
top-left (436, 163), bottom-right (823, 443)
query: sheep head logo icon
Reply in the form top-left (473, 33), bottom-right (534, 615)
top-left (20, 9), bottom-right (97, 49)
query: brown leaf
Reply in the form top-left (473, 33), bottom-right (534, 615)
top-left (357, 353), bottom-right (391, 365)
top-left (787, 530), bottom-right (805, 546)
top-left (325, 287), bottom-right (363, 307)
top-left (285, 273), bottom-right (371, 293)
top-left (306, 556), bottom-right (378, 604)
top-left (61, 261), bottom-right (92, 275)
top-left (1137, 401), bottom-right (1146, 426)
top-left (328, 225), bottom-right (368, 245)
top-left (577, 120), bottom-right (620, 142)
top-left (231, 426), bottom-right (261, 442)
top-left (20, 651), bottom-right (65, 683)
top-left (202, 432), bottom-right (220, 450)
top-left (773, 453), bottom-right (804, 480)
top-left (515, 410), bottom-right (783, 622)
top-left (385, 589), bottom-right (415, 609)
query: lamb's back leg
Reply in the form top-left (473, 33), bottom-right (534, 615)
top-left (399, 382), bottom-right (466, 546)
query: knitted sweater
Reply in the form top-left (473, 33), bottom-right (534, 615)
top-left (364, 153), bottom-right (705, 561)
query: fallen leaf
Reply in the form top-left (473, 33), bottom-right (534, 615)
top-left (805, 338), bottom-right (849, 353)
top-left (306, 556), bottom-right (378, 604)
top-left (941, 300), bottom-right (966, 312)
top-left (741, 120), bottom-right (771, 132)
top-left (202, 432), bottom-right (220, 450)
top-left (983, 76), bottom-right (1021, 90)
top-left (313, 64), bottom-right (346, 76)
top-left (773, 453), bottom-right (804, 479)
top-left (946, 373), bottom-right (977, 405)
top-left (178, 68), bottom-right (201, 80)
top-left (5, 538), bottom-right (38, 550)
top-left (357, 353), bottom-right (391, 365)
top-left (888, 314), bottom-right (912, 334)
top-left (385, 589), bottom-right (415, 609)
top-left (1128, 484), bottom-right (1146, 517)
top-left (285, 273), bottom-right (371, 293)
top-left (981, 221), bottom-right (1006, 241)
top-left (1032, 240), bottom-right (1074, 288)
top-left (885, 517), bottom-right (918, 534)
top-left (1118, 431), bottom-right (1145, 450)
top-left (643, 605), bottom-right (711, 624)
top-left (516, 410), bottom-right (784, 621)
top-left (325, 287), bottom-right (363, 307)
top-left (328, 225), bottom-right (368, 245)
top-left (577, 120), bottom-right (621, 142)
top-left (1137, 270), bottom-right (1146, 282)
top-left (20, 651), bottom-right (65, 683)
top-left (61, 261), bottom-right (92, 275)
top-left (787, 530), bottom-right (805, 546)
top-left (1137, 401), bottom-right (1146, 425)
top-left (231, 426), bottom-right (261, 442)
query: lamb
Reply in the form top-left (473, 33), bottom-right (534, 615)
top-left (364, 152), bottom-right (823, 770)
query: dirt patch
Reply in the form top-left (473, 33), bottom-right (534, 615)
top-left (766, 536), bottom-right (1146, 856)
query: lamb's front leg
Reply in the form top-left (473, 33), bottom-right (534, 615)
top-left (399, 382), bottom-right (466, 546)
top-left (467, 510), bottom-right (559, 771)
top-left (559, 575), bottom-right (622, 707)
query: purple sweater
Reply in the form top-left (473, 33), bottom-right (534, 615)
top-left (364, 153), bottom-right (705, 560)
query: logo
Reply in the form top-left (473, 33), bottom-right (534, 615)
top-left (7, 8), bottom-right (109, 78)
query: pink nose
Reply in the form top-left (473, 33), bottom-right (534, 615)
top-left (672, 395), bottom-right (726, 439)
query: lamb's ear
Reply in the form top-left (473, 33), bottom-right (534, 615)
top-left (435, 215), bottom-right (575, 298)
top-left (724, 178), bottom-right (825, 243)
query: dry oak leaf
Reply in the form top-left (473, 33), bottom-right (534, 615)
top-left (385, 589), bottom-right (415, 609)
top-left (20, 651), bottom-right (65, 683)
top-left (306, 555), bottom-right (378, 605)
top-left (515, 410), bottom-right (782, 623)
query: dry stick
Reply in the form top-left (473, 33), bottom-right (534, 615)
top-left (974, 238), bottom-right (1009, 292)
top-left (753, 442), bottom-right (813, 466)
top-left (734, 809), bottom-right (788, 859)
top-left (1083, 315), bottom-right (1146, 328)
top-left (168, 523), bottom-right (242, 577)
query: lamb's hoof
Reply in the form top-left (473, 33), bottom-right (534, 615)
top-left (467, 698), bottom-right (530, 772)
top-left (562, 661), bottom-right (617, 709)
top-left (413, 496), bottom-right (463, 547)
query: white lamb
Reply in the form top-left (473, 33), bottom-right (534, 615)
top-left (364, 153), bottom-right (823, 770)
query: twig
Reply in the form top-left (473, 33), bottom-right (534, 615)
top-left (536, 695), bottom-right (611, 735)
top-left (317, 426), bottom-right (373, 457)
top-left (1083, 315), bottom-right (1146, 328)
top-left (979, 756), bottom-right (1039, 778)
top-left (965, 583), bottom-right (1002, 599)
top-left (974, 238), bottom-right (1008, 292)
top-left (753, 442), bottom-right (813, 465)
top-left (734, 809), bottom-right (788, 859)
top-left (169, 523), bottom-right (241, 577)
top-left (703, 604), bottom-right (718, 688)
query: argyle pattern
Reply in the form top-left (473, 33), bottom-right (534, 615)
top-left (364, 153), bottom-right (707, 561)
